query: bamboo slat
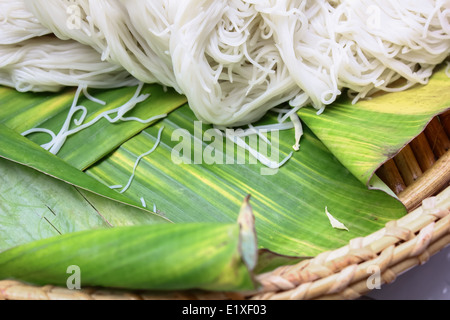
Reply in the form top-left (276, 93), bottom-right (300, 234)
top-left (410, 132), bottom-right (437, 172)
top-left (393, 145), bottom-right (423, 186)
top-left (424, 117), bottom-right (450, 159)
top-left (376, 159), bottom-right (406, 195)
top-left (441, 110), bottom-right (450, 137)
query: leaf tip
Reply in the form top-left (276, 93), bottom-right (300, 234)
top-left (238, 195), bottom-right (258, 272)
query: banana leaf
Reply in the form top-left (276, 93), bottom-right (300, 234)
top-left (0, 197), bottom-right (257, 291)
top-left (0, 123), bottom-right (165, 211)
top-left (85, 107), bottom-right (406, 257)
top-left (0, 105), bottom-right (406, 257)
top-left (0, 84), bottom-right (186, 170)
top-left (298, 65), bottom-right (450, 187)
top-left (0, 63), bottom-right (448, 290)
top-left (0, 157), bottom-right (167, 252)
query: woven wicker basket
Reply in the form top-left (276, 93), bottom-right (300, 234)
top-left (1, 111), bottom-right (449, 301)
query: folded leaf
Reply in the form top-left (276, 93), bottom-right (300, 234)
top-left (0, 218), bottom-right (256, 291)
top-left (86, 106), bottom-right (406, 257)
top-left (0, 157), bottom-right (167, 252)
top-left (298, 65), bottom-right (450, 187)
top-left (0, 123), bottom-right (167, 216)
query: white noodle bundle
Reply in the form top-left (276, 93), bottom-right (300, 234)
top-left (169, 0), bottom-right (302, 125)
top-left (256, 0), bottom-right (450, 110)
top-left (4, 0), bottom-right (450, 126)
top-left (24, 0), bottom-right (180, 90)
top-left (0, 0), bottom-right (49, 44)
top-left (120, 0), bottom-right (181, 91)
top-left (335, 0), bottom-right (450, 102)
top-left (254, 0), bottom-right (339, 113)
top-left (0, 36), bottom-right (138, 92)
top-left (0, 0), bottom-right (138, 92)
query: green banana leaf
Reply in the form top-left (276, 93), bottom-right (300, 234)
top-left (0, 84), bottom-right (186, 170)
top-left (0, 157), bottom-right (167, 252)
top-left (0, 63), bottom-right (448, 291)
top-left (0, 219), bottom-right (256, 291)
top-left (298, 65), bottom-right (450, 187)
top-left (0, 83), bottom-right (408, 258)
top-left (0, 195), bottom-right (257, 291)
top-left (85, 106), bottom-right (406, 257)
top-left (0, 123), bottom-right (167, 211)
top-left (0, 107), bottom-right (406, 257)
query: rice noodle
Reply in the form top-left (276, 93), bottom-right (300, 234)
top-left (119, 126), bottom-right (165, 194)
top-left (0, 0), bottom-right (49, 44)
top-left (2, 0), bottom-right (449, 127)
top-left (169, 0), bottom-right (301, 126)
top-left (255, 0), bottom-right (450, 111)
top-left (0, 36), bottom-right (138, 92)
top-left (24, 0), bottom-right (179, 89)
top-left (0, 1), bottom-right (137, 92)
